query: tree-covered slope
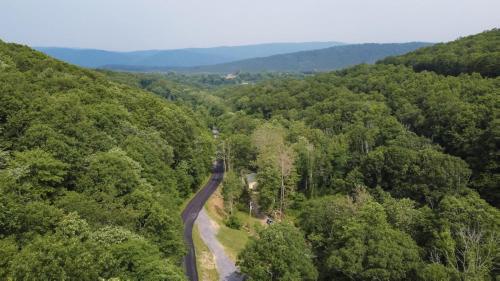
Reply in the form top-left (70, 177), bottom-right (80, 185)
top-left (0, 40), bottom-right (215, 280)
top-left (175, 42), bottom-right (431, 73)
top-left (329, 65), bottom-right (499, 206)
top-left (207, 60), bottom-right (499, 280)
top-left (380, 29), bottom-right (500, 77)
top-left (210, 62), bottom-right (499, 280)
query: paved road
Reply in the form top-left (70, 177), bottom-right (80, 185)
top-left (182, 160), bottom-right (224, 281)
top-left (196, 209), bottom-right (243, 281)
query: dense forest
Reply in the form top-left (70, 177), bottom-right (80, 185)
top-left (0, 28), bottom-right (498, 281)
top-left (212, 65), bottom-right (499, 280)
top-left (0, 40), bottom-right (215, 280)
top-left (200, 30), bottom-right (498, 281)
top-left (94, 30), bottom-right (499, 281)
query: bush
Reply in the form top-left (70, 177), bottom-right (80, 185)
top-left (225, 215), bottom-right (242, 229)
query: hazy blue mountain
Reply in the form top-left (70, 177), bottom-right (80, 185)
top-left (33, 48), bottom-right (136, 68)
top-left (35, 41), bottom-right (344, 68)
top-left (103, 42), bottom-right (432, 73)
top-left (175, 42), bottom-right (434, 73)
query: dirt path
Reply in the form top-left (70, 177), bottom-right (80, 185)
top-left (196, 209), bottom-right (243, 281)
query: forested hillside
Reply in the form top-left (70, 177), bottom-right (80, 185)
top-left (193, 30), bottom-right (499, 281)
top-left (0, 41), bottom-right (215, 280)
top-left (216, 64), bottom-right (499, 205)
top-left (380, 29), bottom-right (500, 77)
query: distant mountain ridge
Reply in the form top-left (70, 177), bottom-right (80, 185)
top-left (35, 41), bottom-right (344, 68)
top-left (103, 42), bottom-right (432, 73)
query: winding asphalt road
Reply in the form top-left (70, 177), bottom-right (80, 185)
top-left (182, 160), bottom-right (224, 281)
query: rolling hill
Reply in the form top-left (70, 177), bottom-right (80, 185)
top-left (35, 41), bottom-right (344, 68)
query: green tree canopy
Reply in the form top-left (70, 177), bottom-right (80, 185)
top-left (237, 223), bottom-right (318, 281)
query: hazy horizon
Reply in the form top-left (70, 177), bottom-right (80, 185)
top-left (1, 0), bottom-right (499, 51)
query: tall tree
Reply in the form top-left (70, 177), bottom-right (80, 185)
top-left (222, 170), bottom-right (244, 214)
top-left (252, 123), bottom-right (296, 217)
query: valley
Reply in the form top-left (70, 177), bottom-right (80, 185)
top-left (0, 15), bottom-right (498, 281)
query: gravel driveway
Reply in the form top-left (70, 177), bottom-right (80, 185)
top-left (196, 209), bottom-right (243, 281)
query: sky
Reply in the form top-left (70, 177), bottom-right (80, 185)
top-left (1, 0), bottom-right (499, 51)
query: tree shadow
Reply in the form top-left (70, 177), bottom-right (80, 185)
top-left (225, 271), bottom-right (244, 281)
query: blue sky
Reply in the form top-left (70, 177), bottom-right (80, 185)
top-left (1, 0), bottom-right (499, 51)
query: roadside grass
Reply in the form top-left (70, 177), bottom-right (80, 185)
top-left (216, 212), bottom-right (251, 261)
top-left (204, 187), bottom-right (264, 261)
top-left (193, 223), bottom-right (219, 281)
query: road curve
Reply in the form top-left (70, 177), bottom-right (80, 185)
top-left (182, 160), bottom-right (224, 281)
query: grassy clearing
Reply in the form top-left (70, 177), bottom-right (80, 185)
top-left (204, 187), bottom-right (265, 261)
